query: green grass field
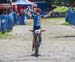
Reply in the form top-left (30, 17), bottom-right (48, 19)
top-left (27, 17), bottom-right (68, 26)
top-left (0, 32), bottom-right (10, 39)
top-left (0, 31), bottom-right (15, 39)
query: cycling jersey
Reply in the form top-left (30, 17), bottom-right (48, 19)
top-left (32, 13), bottom-right (43, 27)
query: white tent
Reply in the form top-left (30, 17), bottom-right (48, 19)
top-left (12, 0), bottom-right (36, 6)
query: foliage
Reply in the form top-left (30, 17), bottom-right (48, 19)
top-left (53, 6), bottom-right (68, 13)
top-left (0, 32), bottom-right (9, 39)
top-left (55, 0), bottom-right (61, 5)
top-left (12, 0), bottom-right (16, 2)
top-left (0, 0), bottom-right (16, 3)
top-left (61, 22), bottom-right (69, 26)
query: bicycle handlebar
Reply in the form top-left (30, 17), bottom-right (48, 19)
top-left (29, 29), bottom-right (47, 32)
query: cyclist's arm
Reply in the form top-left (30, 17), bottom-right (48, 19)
top-left (43, 10), bottom-right (53, 18)
top-left (25, 11), bottom-right (32, 18)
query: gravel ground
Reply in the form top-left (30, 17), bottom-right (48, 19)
top-left (0, 19), bottom-right (75, 62)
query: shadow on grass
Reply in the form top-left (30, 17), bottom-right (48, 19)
top-left (55, 35), bottom-right (75, 38)
top-left (18, 54), bottom-right (51, 59)
top-left (48, 35), bottom-right (75, 38)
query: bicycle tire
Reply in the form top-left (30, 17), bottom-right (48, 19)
top-left (34, 34), bottom-right (40, 56)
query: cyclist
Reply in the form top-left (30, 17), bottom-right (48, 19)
top-left (26, 6), bottom-right (53, 51)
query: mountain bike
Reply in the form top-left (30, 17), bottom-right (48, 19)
top-left (29, 29), bottom-right (46, 57)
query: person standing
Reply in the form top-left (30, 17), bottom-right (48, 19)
top-left (65, 3), bottom-right (75, 26)
top-left (7, 8), bottom-right (14, 31)
top-left (0, 9), bottom-right (8, 34)
top-left (19, 7), bottom-right (28, 25)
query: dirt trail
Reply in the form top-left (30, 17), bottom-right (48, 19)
top-left (0, 19), bottom-right (75, 62)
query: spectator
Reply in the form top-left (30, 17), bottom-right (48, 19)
top-left (0, 9), bottom-right (7, 34)
top-left (65, 3), bottom-right (75, 25)
top-left (7, 8), bottom-right (14, 31)
top-left (19, 7), bottom-right (28, 25)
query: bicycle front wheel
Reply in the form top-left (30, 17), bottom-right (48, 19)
top-left (34, 34), bottom-right (40, 56)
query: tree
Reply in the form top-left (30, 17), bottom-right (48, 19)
top-left (54, 0), bottom-right (75, 6)
top-left (55, 0), bottom-right (61, 5)
top-left (45, 0), bottom-right (57, 11)
top-left (0, 0), bottom-right (16, 3)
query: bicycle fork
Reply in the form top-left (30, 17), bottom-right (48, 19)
top-left (32, 33), bottom-right (42, 51)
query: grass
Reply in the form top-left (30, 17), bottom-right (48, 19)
top-left (0, 32), bottom-right (10, 39)
top-left (46, 18), bottom-right (64, 20)
top-left (0, 30), bottom-right (14, 39)
top-left (61, 22), bottom-right (69, 26)
top-left (26, 18), bottom-right (68, 26)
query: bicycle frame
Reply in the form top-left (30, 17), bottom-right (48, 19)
top-left (29, 29), bottom-right (46, 57)
top-left (34, 29), bottom-right (41, 46)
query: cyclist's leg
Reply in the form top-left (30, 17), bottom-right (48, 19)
top-left (39, 32), bottom-right (42, 44)
top-left (32, 26), bottom-right (36, 51)
top-left (32, 34), bottom-right (35, 50)
top-left (39, 26), bottom-right (42, 44)
top-left (32, 26), bottom-right (40, 51)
